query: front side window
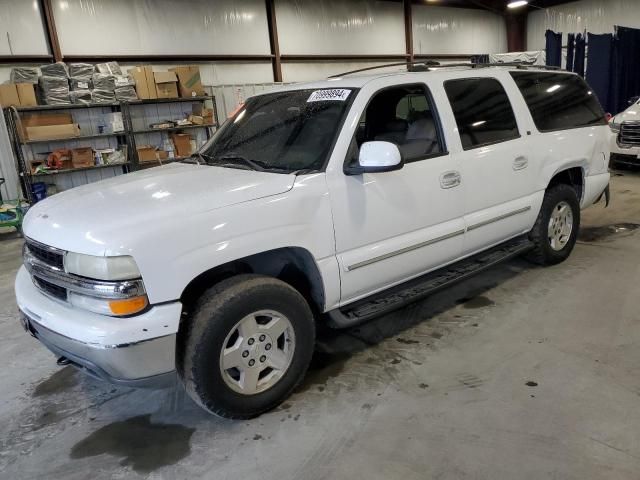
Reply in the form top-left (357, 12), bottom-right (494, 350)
top-left (200, 88), bottom-right (355, 173)
top-left (510, 71), bottom-right (606, 132)
top-left (351, 84), bottom-right (445, 163)
top-left (444, 78), bottom-right (520, 150)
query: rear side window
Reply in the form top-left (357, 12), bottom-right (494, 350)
top-left (510, 72), bottom-right (607, 132)
top-left (444, 78), bottom-right (519, 150)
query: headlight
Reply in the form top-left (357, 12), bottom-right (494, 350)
top-left (68, 291), bottom-right (148, 316)
top-left (609, 119), bottom-right (621, 133)
top-left (64, 253), bottom-right (141, 281)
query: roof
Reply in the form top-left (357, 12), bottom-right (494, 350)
top-left (274, 64), bottom-right (573, 92)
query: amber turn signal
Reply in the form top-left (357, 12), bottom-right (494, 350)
top-left (108, 295), bottom-right (148, 316)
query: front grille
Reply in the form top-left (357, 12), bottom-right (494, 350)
top-left (619, 121), bottom-right (640, 146)
top-left (33, 276), bottom-right (67, 301)
top-left (25, 240), bottom-right (64, 270)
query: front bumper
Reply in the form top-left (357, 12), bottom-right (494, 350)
top-left (610, 133), bottom-right (640, 165)
top-left (15, 266), bottom-right (180, 388)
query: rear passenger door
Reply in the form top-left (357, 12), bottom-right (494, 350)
top-left (443, 76), bottom-right (539, 255)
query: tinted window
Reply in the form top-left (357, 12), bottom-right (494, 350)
top-left (203, 88), bottom-right (354, 173)
top-left (444, 78), bottom-right (519, 150)
top-left (351, 85), bottom-right (444, 163)
top-left (510, 72), bottom-right (606, 132)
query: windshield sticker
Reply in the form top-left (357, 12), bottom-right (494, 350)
top-left (307, 89), bottom-right (351, 102)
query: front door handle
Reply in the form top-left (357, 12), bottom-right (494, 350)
top-left (513, 156), bottom-right (528, 170)
top-left (440, 171), bottom-right (461, 189)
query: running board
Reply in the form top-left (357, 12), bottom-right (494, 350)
top-left (327, 236), bottom-right (534, 328)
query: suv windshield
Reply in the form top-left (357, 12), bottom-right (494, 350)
top-left (198, 88), bottom-right (356, 173)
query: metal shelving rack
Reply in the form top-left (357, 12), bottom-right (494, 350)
top-left (4, 95), bottom-right (219, 202)
top-left (123, 96), bottom-right (219, 170)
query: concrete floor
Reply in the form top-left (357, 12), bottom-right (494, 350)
top-left (1, 172), bottom-right (640, 480)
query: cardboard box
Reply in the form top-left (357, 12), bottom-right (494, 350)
top-left (71, 147), bottom-right (94, 168)
top-left (170, 66), bottom-right (204, 98)
top-left (153, 71), bottom-right (178, 99)
top-left (128, 66), bottom-right (157, 100)
top-left (188, 114), bottom-right (204, 125)
top-left (171, 134), bottom-right (192, 157)
top-left (16, 83), bottom-right (37, 106)
top-left (19, 112), bottom-right (74, 140)
top-left (137, 145), bottom-right (169, 163)
top-left (0, 84), bottom-right (20, 107)
top-left (192, 104), bottom-right (214, 124)
top-left (26, 124), bottom-right (81, 141)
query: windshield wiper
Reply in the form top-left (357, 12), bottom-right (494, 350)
top-left (181, 152), bottom-right (214, 165)
top-left (209, 153), bottom-right (266, 172)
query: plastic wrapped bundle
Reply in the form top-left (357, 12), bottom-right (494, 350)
top-left (114, 74), bottom-right (136, 87)
top-left (68, 63), bottom-right (94, 79)
top-left (41, 90), bottom-right (71, 105)
top-left (115, 85), bottom-right (138, 102)
top-left (96, 62), bottom-right (122, 76)
top-left (70, 90), bottom-right (92, 105)
top-left (69, 77), bottom-right (92, 91)
top-left (40, 62), bottom-right (68, 79)
top-left (39, 75), bottom-right (70, 105)
top-left (92, 73), bottom-right (115, 92)
top-left (10, 67), bottom-right (39, 84)
top-left (92, 89), bottom-right (116, 104)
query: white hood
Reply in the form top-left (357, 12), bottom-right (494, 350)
top-left (23, 163), bottom-right (295, 255)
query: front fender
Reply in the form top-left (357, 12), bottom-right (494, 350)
top-left (133, 174), bottom-right (339, 306)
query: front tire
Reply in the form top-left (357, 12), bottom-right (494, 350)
top-left (527, 184), bottom-right (580, 265)
top-left (178, 274), bottom-right (315, 419)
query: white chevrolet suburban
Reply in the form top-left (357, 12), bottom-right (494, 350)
top-left (16, 64), bottom-right (611, 418)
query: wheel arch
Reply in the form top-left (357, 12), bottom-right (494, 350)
top-left (179, 247), bottom-right (326, 315)
top-left (546, 166), bottom-right (584, 202)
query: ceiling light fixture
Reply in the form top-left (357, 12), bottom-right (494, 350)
top-left (507, 0), bottom-right (529, 8)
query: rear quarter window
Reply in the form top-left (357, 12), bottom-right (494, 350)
top-left (510, 72), bottom-right (607, 132)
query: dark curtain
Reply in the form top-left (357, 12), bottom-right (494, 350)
top-left (566, 33), bottom-right (575, 72)
top-left (610, 26), bottom-right (640, 114)
top-left (586, 33), bottom-right (613, 112)
top-left (545, 30), bottom-right (562, 67)
top-left (573, 33), bottom-right (586, 77)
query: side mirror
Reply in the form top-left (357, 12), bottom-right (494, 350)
top-left (344, 141), bottom-right (404, 175)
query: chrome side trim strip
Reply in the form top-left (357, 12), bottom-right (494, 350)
top-left (24, 249), bottom-right (145, 299)
top-left (347, 229), bottom-right (466, 272)
top-left (467, 206), bottom-right (532, 232)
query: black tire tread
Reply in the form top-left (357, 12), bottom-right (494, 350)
top-left (178, 274), bottom-right (314, 419)
top-left (527, 184), bottom-right (580, 266)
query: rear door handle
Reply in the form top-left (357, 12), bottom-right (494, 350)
top-left (513, 156), bottom-right (528, 170)
top-left (440, 171), bottom-right (461, 189)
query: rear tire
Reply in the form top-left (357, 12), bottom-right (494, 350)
top-left (527, 184), bottom-right (580, 265)
top-left (177, 274), bottom-right (315, 419)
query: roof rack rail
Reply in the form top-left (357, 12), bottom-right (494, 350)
top-left (328, 60), bottom-right (563, 78)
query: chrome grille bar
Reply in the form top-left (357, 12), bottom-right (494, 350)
top-left (619, 121), bottom-right (640, 146)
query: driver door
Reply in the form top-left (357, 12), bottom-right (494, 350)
top-left (326, 81), bottom-right (466, 305)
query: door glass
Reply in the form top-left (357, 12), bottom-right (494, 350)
top-left (352, 85), bottom-right (444, 163)
top-left (444, 78), bottom-right (520, 150)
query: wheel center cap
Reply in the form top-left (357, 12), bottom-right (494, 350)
top-left (242, 334), bottom-right (274, 367)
